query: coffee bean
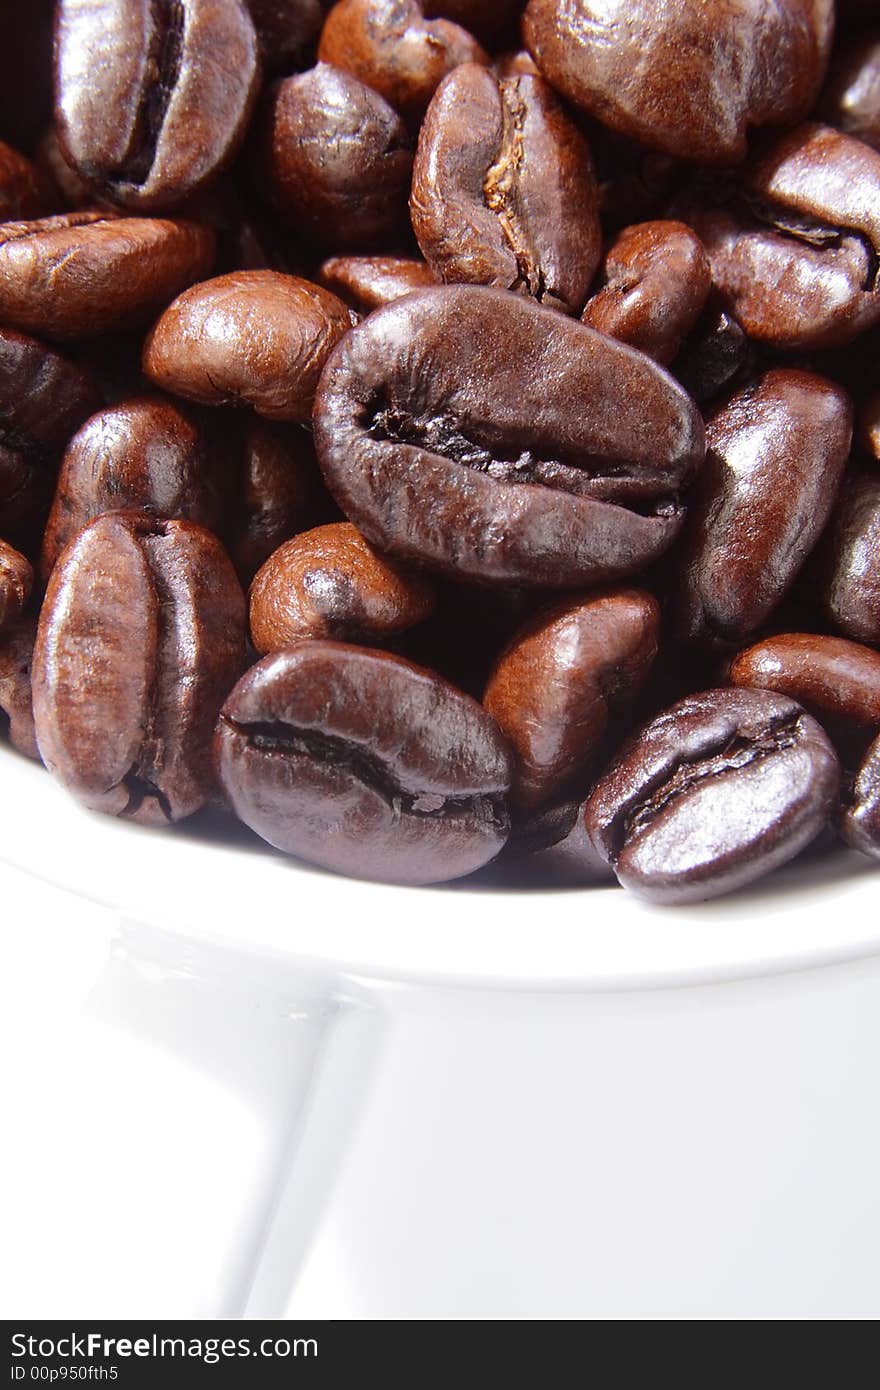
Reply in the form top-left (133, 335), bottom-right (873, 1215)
top-left (40, 395), bottom-right (225, 580)
top-left (0, 327), bottom-right (100, 549)
top-left (484, 588), bottom-right (659, 808)
top-left (319, 0), bottom-right (488, 123)
top-left (0, 540), bottom-right (33, 631)
top-left (0, 140), bottom-right (51, 222)
top-left (55, 0), bottom-right (260, 211)
top-left (673, 369), bottom-right (852, 647)
top-left (318, 254), bottom-right (437, 311)
top-left (314, 285), bottom-right (705, 588)
top-left (671, 298), bottom-right (752, 406)
top-left (841, 731), bottom-right (880, 859)
top-left (585, 687), bottom-right (840, 903)
top-left (249, 521), bottom-right (436, 652)
top-left (729, 633), bottom-right (880, 729)
top-left (820, 29), bottom-right (880, 151)
top-left (502, 797), bottom-right (614, 884)
top-left (214, 639), bottom-right (512, 883)
top-left (0, 613), bottom-right (39, 760)
top-left (231, 418), bottom-right (319, 584)
top-left (260, 64), bottom-right (414, 249)
top-left (523, 0), bottom-right (834, 164)
top-left (0, 212), bottom-right (215, 341)
top-left (582, 221), bottom-right (710, 365)
top-left (859, 390), bottom-right (880, 459)
top-left (142, 270), bottom-right (352, 422)
top-left (33, 513), bottom-right (246, 824)
top-left (411, 65), bottom-right (600, 315)
top-left (246, 0), bottom-right (323, 73)
top-left (812, 470), bottom-right (880, 647)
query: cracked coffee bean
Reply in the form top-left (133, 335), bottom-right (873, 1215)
top-left (314, 284), bottom-right (705, 588)
top-left (585, 687), bottom-right (840, 904)
top-left (32, 512), bottom-right (247, 824)
top-left (411, 65), bottom-right (600, 315)
top-left (54, 0), bottom-right (261, 211)
top-left (214, 639), bottom-right (512, 883)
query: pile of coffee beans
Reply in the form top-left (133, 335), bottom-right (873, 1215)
top-left (1, 0), bottom-right (878, 903)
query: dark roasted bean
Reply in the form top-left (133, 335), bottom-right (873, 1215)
top-left (314, 285), bottom-right (705, 588)
top-left (0, 213), bottom-right (215, 341)
top-left (502, 798), bottom-right (614, 884)
top-left (523, 0), bottom-right (834, 164)
top-left (483, 588), bottom-right (659, 808)
top-left (820, 30), bottom-right (880, 151)
top-left (249, 521), bottom-right (436, 652)
top-left (55, 0), bottom-right (260, 211)
top-left (411, 66), bottom-right (600, 315)
top-left (318, 254), bottom-right (437, 311)
top-left (318, 0), bottom-right (488, 123)
top-left (841, 732), bottom-right (880, 859)
top-left (671, 299), bottom-right (752, 406)
top-left (673, 370), bottom-right (852, 647)
top-left (142, 271), bottom-right (352, 422)
top-left (0, 540), bottom-right (33, 632)
top-left (0, 614), bottom-right (39, 760)
top-left (582, 221), bottom-right (711, 365)
top-left (231, 418), bottom-right (318, 584)
top-left (246, 0), bottom-right (324, 72)
top-left (859, 390), bottom-right (880, 459)
top-left (259, 64), bottom-right (414, 250)
top-left (728, 633), bottom-right (880, 729)
top-left (32, 513), bottom-right (247, 824)
top-left (0, 140), bottom-right (51, 222)
top-left (214, 640), bottom-right (512, 883)
top-left (40, 396), bottom-right (225, 580)
top-left (812, 470), bottom-right (880, 647)
top-left (585, 687), bottom-right (840, 903)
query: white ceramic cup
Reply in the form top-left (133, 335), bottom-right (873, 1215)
top-left (2, 742), bottom-right (878, 1319)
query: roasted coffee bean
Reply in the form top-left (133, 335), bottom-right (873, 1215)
top-left (673, 370), bottom-right (852, 647)
top-left (671, 299), bottom-right (752, 406)
top-left (0, 213), bottom-right (215, 342)
top-left (318, 254), bottom-right (437, 311)
top-left (247, 0), bottom-right (324, 72)
top-left (841, 732), bottom-right (880, 859)
top-left (319, 0), bottom-right (488, 123)
top-left (484, 589), bottom-right (659, 808)
top-left (142, 271), bottom-right (352, 423)
top-left (859, 390), bottom-right (880, 459)
top-left (231, 418), bottom-right (318, 583)
top-left (581, 221), bottom-right (711, 365)
top-left (314, 285), bottom-right (705, 588)
top-left (260, 64), bottom-right (414, 249)
top-left (820, 30), bottom-right (880, 151)
top-left (411, 66), bottom-right (600, 315)
top-left (33, 513), bottom-right (247, 824)
top-left (40, 396), bottom-right (224, 579)
top-left (493, 49), bottom-right (541, 80)
top-left (729, 633), bottom-right (880, 730)
top-left (677, 124), bottom-right (880, 350)
top-left (523, 0), bottom-right (834, 164)
top-left (54, 0), bottom-right (260, 212)
top-left (0, 614), bottom-right (39, 759)
top-left (0, 141), bottom-right (51, 222)
top-left (249, 521), bottom-right (436, 652)
top-left (502, 798), bottom-right (614, 884)
top-left (0, 327), bottom-right (100, 549)
top-left (585, 687), bottom-right (840, 904)
top-left (0, 540), bottom-right (33, 632)
top-left (34, 127), bottom-right (95, 210)
top-left (812, 471), bottom-right (880, 647)
top-left (214, 639), bottom-right (512, 883)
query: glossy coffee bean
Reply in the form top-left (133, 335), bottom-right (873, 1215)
top-left (0, 614), bottom-right (39, 760)
top-left (0, 327), bottom-right (100, 548)
top-left (319, 0), bottom-right (488, 123)
top-left (40, 396), bottom-right (224, 579)
top-left (250, 522), bottom-right (436, 652)
top-left (55, 0), bottom-right (260, 211)
top-left (231, 419), bottom-right (318, 584)
top-left (585, 687), bottom-right (840, 904)
top-left (502, 798), bottom-right (614, 885)
top-left (729, 634), bottom-right (880, 729)
top-left (247, 0), bottom-right (324, 72)
top-left (0, 141), bottom-right (50, 222)
top-left (820, 30), bottom-right (880, 151)
top-left (523, 0), bottom-right (834, 164)
top-left (318, 255), bottom-right (437, 311)
top-left (841, 732), bottom-right (880, 859)
top-left (143, 271), bottom-right (352, 423)
top-left (0, 540), bottom-right (33, 632)
top-left (260, 64), bottom-right (414, 250)
top-left (411, 66), bottom-right (600, 315)
top-left (214, 640), bottom-right (512, 884)
top-left (582, 221), bottom-right (711, 366)
top-left (33, 513), bottom-right (247, 824)
top-left (678, 124), bottom-right (880, 350)
top-left (674, 370), bottom-right (852, 647)
top-left (314, 285), bottom-right (705, 588)
top-left (0, 213), bottom-right (215, 342)
top-left (813, 471), bottom-right (880, 647)
top-left (484, 589), bottom-right (659, 809)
